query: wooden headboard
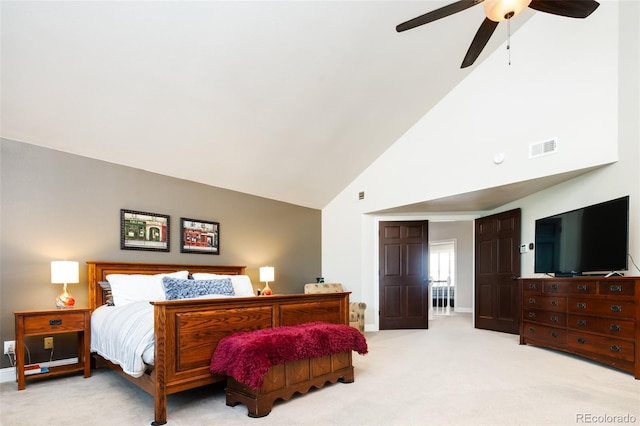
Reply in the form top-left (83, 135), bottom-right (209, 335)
top-left (86, 261), bottom-right (246, 311)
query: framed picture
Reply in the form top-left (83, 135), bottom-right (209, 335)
top-left (180, 217), bottom-right (220, 255)
top-left (120, 209), bottom-right (170, 252)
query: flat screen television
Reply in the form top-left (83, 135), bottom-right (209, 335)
top-left (534, 196), bottom-right (629, 276)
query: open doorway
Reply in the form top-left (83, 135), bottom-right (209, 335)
top-left (429, 239), bottom-right (456, 316)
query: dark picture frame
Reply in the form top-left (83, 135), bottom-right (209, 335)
top-left (180, 217), bottom-right (220, 254)
top-left (120, 209), bottom-right (170, 252)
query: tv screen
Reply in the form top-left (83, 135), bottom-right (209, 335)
top-left (534, 196), bottom-right (629, 276)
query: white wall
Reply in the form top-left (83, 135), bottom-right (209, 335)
top-left (322, 1), bottom-right (639, 331)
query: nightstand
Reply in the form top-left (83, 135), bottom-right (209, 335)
top-left (14, 308), bottom-right (91, 390)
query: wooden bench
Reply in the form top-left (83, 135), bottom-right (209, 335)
top-left (210, 321), bottom-right (368, 417)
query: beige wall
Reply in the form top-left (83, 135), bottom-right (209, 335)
top-left (0, 139), bottom-right (321, 367)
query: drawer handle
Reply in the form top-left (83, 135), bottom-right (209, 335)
top-left (610, 345), bottom-right (621, 352)
top-left (577, 319), bottom-right (587, 326)
top-left (528, 298), bottom-right (536, 304)
top-left (550, 315), bottom-right (558, 322)
top-left (528, 312), bottom-right (536, 318)
top-left (610, 285), bottom-right (622, 292)
top-left (577, 338), bottom-right (586, 344)
top-left (528, 283), bottom-right (536, 289)
top-left (551, 284), bottom-right (558, 290)
top-left (577, 284), bottom-right (587, 291)
top-left (49, 319), bottom-right (62, 326)
top-left (610, 305), bottom-right (622, 313)
top-left (550, 300), bottom-right (559, 307)
top-left (551, 332), bottom-right (558, 338)
top-left (610, 324), bottom-right (621, 332)
top-left (576, 302), bottom-right (586, 309)
top-left (528, 327), bottom-right (535, 334)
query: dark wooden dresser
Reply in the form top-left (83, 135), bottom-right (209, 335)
top-left (519, 277), bottom-right (639, 379)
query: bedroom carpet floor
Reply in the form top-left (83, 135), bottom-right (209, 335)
top-left (1, 313), bottom-right (639, 426)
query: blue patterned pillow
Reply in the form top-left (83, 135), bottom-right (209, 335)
top-left (162, 277), bottom-right (234, 300)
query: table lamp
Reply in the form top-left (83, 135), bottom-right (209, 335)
top-left (259, 266), bottom-right (274, 296)
top-left (51, 260), bottom-right (79, 308)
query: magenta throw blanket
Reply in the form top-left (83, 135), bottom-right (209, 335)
top-left (210, 321), bottom-right (368, 389)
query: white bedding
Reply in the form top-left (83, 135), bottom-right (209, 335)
top-left (91, 302), bottom-right (155, 378)
top-left (91, 294), bottom-right (237, 378)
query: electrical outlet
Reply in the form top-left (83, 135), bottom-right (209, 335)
top-left (4, 340), bottom-right (15, 355)
top-left (44, 337), bottom-right (54, 350)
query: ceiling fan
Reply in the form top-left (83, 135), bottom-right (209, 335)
top-left (396, 0), bottom-right (600, 68)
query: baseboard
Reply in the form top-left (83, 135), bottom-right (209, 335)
top-left (0, 357), bottom-right (78, 384)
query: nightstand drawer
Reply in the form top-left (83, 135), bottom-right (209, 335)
top-left (23, 312), bottom-right (86, 334)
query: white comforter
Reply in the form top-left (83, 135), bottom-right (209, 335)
top-left (91, 295), bottom-right (237, 378)
top-left (91, 302), bottom-right (155, 378)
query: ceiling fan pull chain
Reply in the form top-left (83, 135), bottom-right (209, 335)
top-left (507, 17), bottom-right (511, 66)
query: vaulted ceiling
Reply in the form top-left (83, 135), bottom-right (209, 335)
top-left (3, 1), bottom-right (581, 211)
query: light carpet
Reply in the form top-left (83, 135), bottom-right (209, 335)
top-left (1, 314), bottom-right (638, 426)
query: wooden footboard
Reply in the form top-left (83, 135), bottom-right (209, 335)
top-left (87, 261), bottom-right (350, 425)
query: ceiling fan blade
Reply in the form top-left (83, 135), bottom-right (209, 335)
top-left (396, 0), bottom-right (484, 32)
top-left (528, 0), bottom-right (600, 18)
top-left (461, 18), bottom-right (499, 68)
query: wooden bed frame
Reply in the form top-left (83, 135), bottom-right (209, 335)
top-left (87, 261), bottom-right (350, 425)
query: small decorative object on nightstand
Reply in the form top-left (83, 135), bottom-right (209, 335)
top-left (14, 308), bottom-right (91, 390)
top-left (259, 266), bottom-right (274, 296)
top-left (51, 260), bottom-right (79, 308)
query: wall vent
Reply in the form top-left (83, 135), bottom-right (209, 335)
top-left (529, 138), bottom-right (558, 159)
top-left (358, 191), bottom-right (365, 200)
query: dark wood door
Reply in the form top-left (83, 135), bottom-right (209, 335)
top-left (379, 221), bottom-right (429, 330)
top-left (475, 209), bottom-right (521, 334)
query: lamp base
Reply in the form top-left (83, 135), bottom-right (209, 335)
top-left (56, 285), bottom-right (75, 309)
top-left (261, 282), bottom-right (273, 296)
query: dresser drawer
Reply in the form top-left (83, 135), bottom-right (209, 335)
top-left (524, 295), bottom-right (566, 312)
top-left (567, 331), bottom-right (634, 362)
top-left (567, 299), bottom-right (635, 319)
top-left (598, 281), bottom-right (635, 296)
top-left (524, 308), bottom-right (566, 327)
top-left (523, 281), bottom-right (543, 294)
top-left (544, 280), bottom-right (597, 295)
top-left (567, 314), bottom-right (634, 338)
top-left (23, 312), bottom-right (86, 334)
top-left (522, 322), bottom-right (566, 346)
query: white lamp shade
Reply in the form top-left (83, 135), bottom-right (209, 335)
top-left (51, 261), bottom-right (79, 284)
top-left (484, 0), bottom-right (532, 22)
top-left (259, 266), bottom-right (274, 282)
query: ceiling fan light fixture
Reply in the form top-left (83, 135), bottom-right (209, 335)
top-left (484, 0), bottom-right (532, 22)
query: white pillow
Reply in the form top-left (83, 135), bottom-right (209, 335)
top-left (191, 273), bottom-right (255, 297)
top-left (107, 270), bottom-right (189, 306)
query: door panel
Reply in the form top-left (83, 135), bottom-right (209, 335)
top-left (475, 209), bottom-right (521, 334)
top-left (384, 244), bottom-right (401, 276)
top-left (379, 221), bottom-right (429, 329)
top-left (384, 286), bottom-right (401, 317)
